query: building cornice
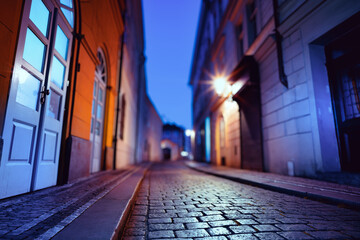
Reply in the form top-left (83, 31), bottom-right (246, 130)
top-left (277, 0), bottom-right (324, 36)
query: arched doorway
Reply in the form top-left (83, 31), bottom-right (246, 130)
top-left (90, 49), bottom-right (107, 173)
top-left (0, 0), bottom-right (74, 198)
top-left (163, 147), bottom-right (171, 161)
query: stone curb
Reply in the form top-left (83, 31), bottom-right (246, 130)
top-left (112, 164), bottom-right (150, 239)
top-left (52, 163), bottom-right (151, 240)
top-left (186, 162), bottom-right (360, 210)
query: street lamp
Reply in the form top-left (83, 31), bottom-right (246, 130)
top-left (213, 76), bottom-right (227, 96)
top-left (213, 76), bottom-right (245, 99)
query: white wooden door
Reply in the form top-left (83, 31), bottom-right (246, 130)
top-left (90, 51), bottom-right (106, 173)
top-left (33, 14), bottom-right (72, 190)
top-left (0, 0), bottom-right (73, 198)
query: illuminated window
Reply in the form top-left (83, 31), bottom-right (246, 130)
top-left (205, 117), bottom-right (211, 162)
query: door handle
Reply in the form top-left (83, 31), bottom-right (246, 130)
top-left (40, 87), bottom-right (50, 105)
top-left (95, 125), bottom-right (100, 135)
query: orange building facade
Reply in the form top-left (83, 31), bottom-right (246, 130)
top-left (0, 0), bottom-right (156, 199)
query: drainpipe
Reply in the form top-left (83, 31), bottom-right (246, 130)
top-left (58, 0), bottom-right (83, 185)
top-left (69, 1), bottom-right (83, 136)
top-left (272, 0), bottom-right (288, 88)
top-left (113, 8), bottom-right (126, 170)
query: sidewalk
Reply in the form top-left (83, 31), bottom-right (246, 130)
top-left (186, 161), bottom-right (360, 210)
top-left (0, 163), bottom-right (150, 240)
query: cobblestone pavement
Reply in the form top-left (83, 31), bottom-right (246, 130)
top-left (0, 168), bottom-right (135, 240)
top-left (122, 162), bottom-right (360, 240)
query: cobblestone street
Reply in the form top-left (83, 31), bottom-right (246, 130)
top-left (123, 162), bottom-right (360, 240)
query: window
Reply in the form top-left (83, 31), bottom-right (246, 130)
top-left (246, 0), bottom-right (257, 47)
top-left (219, 116), bottom-right (225, 148)
top-left (96, 51), bottom-right (106, 82)
top-left (16, 0), bottom-right (73, 114)
top-left (236, 23), bottom-right (244, 60)
top-left (91, 49), bottom-right (107, 136)
top-left (119, 94), bottom-right (126, 140)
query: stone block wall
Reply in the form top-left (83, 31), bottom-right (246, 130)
top-left (258, 29), bottom-right (316, 177)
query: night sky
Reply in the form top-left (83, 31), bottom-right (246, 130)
top-left (143, 0), bottom-right (201, 130)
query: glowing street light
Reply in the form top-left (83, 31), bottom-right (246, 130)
top-left (185, 129), bottom-right (194, 137)
top-left (181, 151), bottom-right (189, 157)
top-left (213, 76), bottom-right (227, 96)
top-left (213, 75), bottom-right (234, 99)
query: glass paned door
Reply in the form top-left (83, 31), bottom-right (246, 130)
top-left (33, 13), bottom-right (72, 190)
top-left (0, 0), bottom-right (73, 198)
top-left (90, 51), bottom-right (107, 173)
top-left (90, 79), bottom-right (106, 173)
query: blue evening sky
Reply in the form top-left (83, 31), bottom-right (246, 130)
top-left (142, 0), bottom-right (201, 130)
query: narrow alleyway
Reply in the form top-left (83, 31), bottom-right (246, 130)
top-left (123, 162), bottom-right (360, 240)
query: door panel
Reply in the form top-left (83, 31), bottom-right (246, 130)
top-left (33, 18), bottom-right (72, 190)
top-left (41, 130), bottom-right (57, 162)
top-left (3, 165), bottom-right (33, 197)
top-left (0, 68), bottom-right (43, 198)
top-left (9, 121), bottom-right (36, 162)
top-left (0, 0), bottom-right (50, 198)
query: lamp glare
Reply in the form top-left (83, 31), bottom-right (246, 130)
top-left (214, 77), bottom-right (227, 96)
